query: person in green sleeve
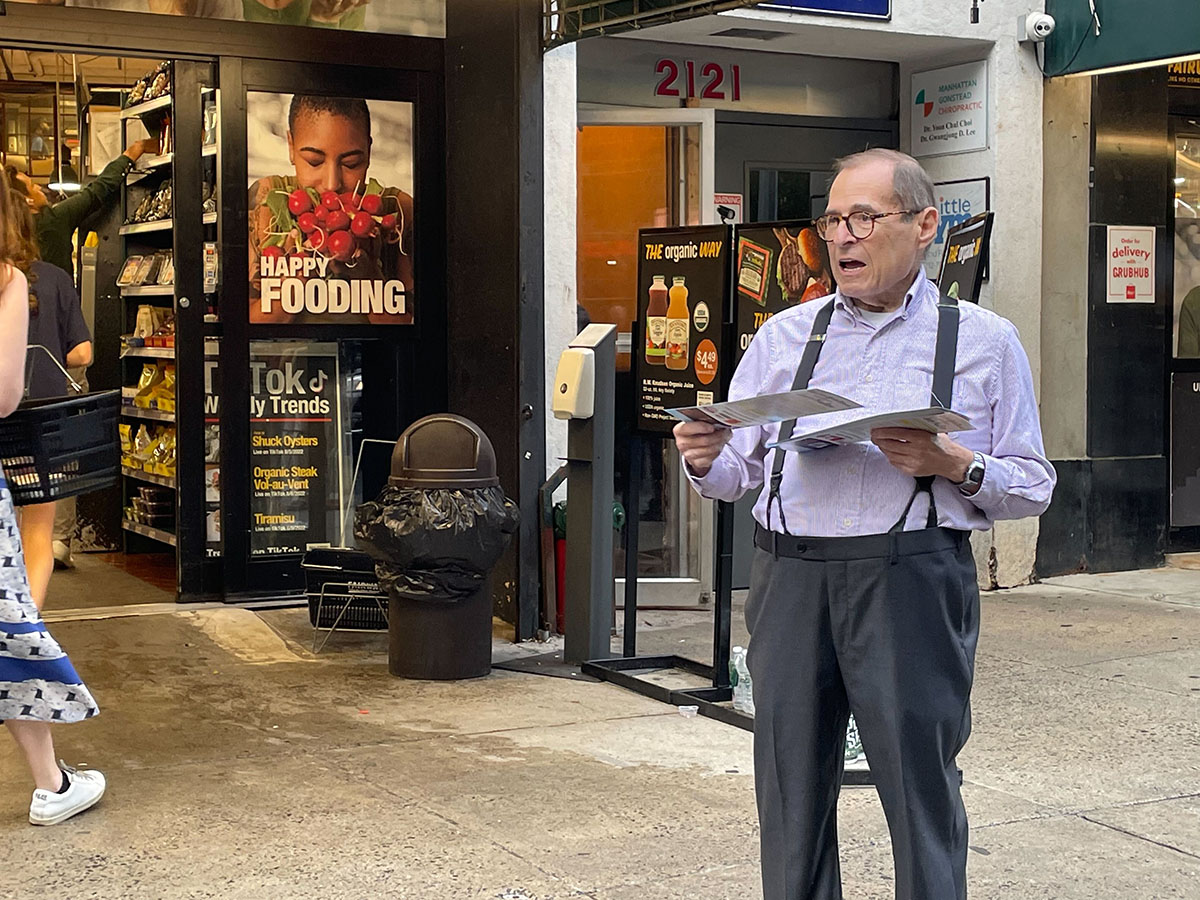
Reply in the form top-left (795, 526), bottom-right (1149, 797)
top-left (5, 138), bottom-right (158, 277)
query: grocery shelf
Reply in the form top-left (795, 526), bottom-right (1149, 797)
top-left (120, 95), bottom-right (172, 119)
top-left (122, 466), bottom-right (177, 490)
top-left (121, 406), bottom-right (175, 423)
top-left (122, 519), bottom-right (177, 547)
top-left (121, 345), bottom-right (175, 359)
top-left (128, 153), bottom-right (173, 181)
top-left (121, 285), bottom-right (174, 297)
top-left (203, 145), bottom-right (216, 157)
top-left (120, 219), bottom-right (173, 235)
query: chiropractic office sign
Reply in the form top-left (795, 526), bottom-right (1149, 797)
top-left (910, 61), bottom-right (988, 158)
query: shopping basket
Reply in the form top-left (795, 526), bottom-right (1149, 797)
top-left (0, 345), bottom-right (120, 507)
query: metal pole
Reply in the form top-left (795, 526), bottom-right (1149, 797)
top-left (563, 324), bottom-right (616, 664)
top-left (622, 432), bottom-right (642, 658)
top-left (712, 498), bottom-right (734, 688)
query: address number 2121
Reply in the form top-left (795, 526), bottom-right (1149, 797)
top-left (655, 60), bottom-right (742, 101)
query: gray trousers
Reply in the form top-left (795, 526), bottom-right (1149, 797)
top-left (746, 527), bottom-right (980, 900)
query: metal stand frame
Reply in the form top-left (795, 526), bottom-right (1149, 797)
top-left (585, 433), bottom-right (874, 787)
top-left (310, 581), bottom-right (389, 654)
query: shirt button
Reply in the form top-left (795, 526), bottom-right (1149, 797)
top-left (842, 517), bottom-right (852, 528)
top-left (864, 374), bottom-right (873, 383)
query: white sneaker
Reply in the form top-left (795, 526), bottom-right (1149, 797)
top-left (29, 763), bottom-right (105, 826)
top-left (52, 540), bottom-right (74, 570)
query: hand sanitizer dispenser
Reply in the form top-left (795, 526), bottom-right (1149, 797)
top-left (552, 348), bottom-right (595, 420)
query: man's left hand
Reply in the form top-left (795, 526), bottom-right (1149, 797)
top-left (870, 428), bottom-right (974, 482)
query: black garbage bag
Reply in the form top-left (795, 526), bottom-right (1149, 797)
top-left (354, 486), bottom-right (519, 604)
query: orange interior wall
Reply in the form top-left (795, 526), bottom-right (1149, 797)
top-left (577, 125), bottom-right (670, 364)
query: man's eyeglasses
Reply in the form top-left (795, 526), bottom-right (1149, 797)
top-left (814, 210), bottom-right (921, 242)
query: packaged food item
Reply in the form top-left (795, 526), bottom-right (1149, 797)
top-left (134, 306), bottom-right (157, 339)
top-left (131, 425), bottom-right (154, 467)
top-left (117, 256), bottom-right (144, 287)
top-left (133, 255), bottom-right (157, 285)
top-left (149, 364), bottom-right (176, 413)
top-left (134, 363), bottom-right (165, 409)
top-left (157, 253), bottom-right (175, 286)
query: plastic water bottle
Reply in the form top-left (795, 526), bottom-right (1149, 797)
top-left (730, 646), bottom-right (755, 715)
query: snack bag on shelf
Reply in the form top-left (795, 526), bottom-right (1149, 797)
top-left (150, 364), bottom-right (176, 413)
top-left (134, 362), bottom-right (164, 409)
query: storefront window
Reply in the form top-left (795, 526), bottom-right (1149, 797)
top-left (1175, 133), bottom-right (1200, 358)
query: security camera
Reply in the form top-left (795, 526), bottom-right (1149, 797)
top-left (1019, 12), bottom-right (1056, 42)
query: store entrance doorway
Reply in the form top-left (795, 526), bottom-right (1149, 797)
top-left (576, 107), bottom-right (716, 607)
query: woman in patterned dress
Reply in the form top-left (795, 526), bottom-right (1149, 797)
top-left (1, 184), bottom-right (104, 825)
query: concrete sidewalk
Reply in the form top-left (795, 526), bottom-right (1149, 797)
top-left (1, 566), bottom-right (1197, 899)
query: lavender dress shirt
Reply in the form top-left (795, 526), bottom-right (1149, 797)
top-left (687, 271), bottom-right (1056, 536)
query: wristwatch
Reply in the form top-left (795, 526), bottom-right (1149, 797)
top-left (958, 451), bottom-right (986, 497)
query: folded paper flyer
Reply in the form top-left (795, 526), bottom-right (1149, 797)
top-left (768, 406), bottom-right (974, 453)
top-left (668, 388), bottom-right (861, 428)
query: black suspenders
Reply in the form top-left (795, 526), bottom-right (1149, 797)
top-left (764, 292), bottom-right (961, 538)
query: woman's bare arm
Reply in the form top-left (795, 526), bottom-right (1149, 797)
top-left (0, 266), bottom-right (30, 416)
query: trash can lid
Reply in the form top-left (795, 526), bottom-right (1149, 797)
top-left (389, 413), bottom-right (500, 489)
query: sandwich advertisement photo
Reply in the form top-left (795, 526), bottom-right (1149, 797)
top-left (734, 220), bottom-right (835, 364)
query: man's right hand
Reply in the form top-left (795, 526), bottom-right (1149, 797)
top-left (673, 421), bottom-right (733, 478)
top-left (125, 138), bottom-right (161, 162)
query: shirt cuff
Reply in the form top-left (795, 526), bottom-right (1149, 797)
top-left (962, 452), bottom-right (1005, 513)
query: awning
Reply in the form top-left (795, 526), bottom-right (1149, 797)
top-left (544, 0), bottom-right (760, 48)
top-left (1044, 0), bottom-right (1200, 77)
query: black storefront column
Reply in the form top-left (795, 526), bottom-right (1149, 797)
top-left (1037, 69), bottom-right (1173, 574)
top-left (444, 1), bottom-right (546, 639)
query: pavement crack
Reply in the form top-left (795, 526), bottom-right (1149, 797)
top-left (1079, 814), bottom-right (1200, 860)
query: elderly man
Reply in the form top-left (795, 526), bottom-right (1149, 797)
top-left (675, 148), bottom-right (1055, 900)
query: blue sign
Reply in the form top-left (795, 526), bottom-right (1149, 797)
top-left (758, 0), bottom-right (891, 19)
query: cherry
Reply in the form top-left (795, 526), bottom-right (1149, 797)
top-left (325, 210), bottom-right (351, 232)
top-left (340, 191), bottom-right (361, 212)
top-left (297, 212), bottom-right (318, 234)
top-left (308, 228), bottom-right (327, 252)
top-left (261, 245), bottom-right (284, 259)
top-left (360, 193), bottom-right (383, 215)
top-left (314, 204), bottom-right (329, 223)
top-left (287, 189), bottom-right (312, 216)
top-left (321, 191), bottom-right (341, 211)
top-left (351, 211), bottom-right (374, 238)
top-left (327, 229), bottom-right (355, 261)
top-left (380, 213), bottom-right (397, 231)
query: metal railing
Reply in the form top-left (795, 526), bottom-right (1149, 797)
top-left (544, 0), bottom-right (760, 48)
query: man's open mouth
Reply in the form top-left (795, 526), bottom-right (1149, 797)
top-left (838, 259), bottom-right (866, 272)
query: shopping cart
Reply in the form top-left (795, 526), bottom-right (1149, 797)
top-left (0, 345), bottom-right (119, 506)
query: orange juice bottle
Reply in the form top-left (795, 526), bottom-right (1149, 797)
top-left (665, 276), bottom-right (689, 370)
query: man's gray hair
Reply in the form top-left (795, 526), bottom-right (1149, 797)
top-left (831, 148), bottom-right (936, 217)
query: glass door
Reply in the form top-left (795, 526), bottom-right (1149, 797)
top-left (576, 107), bottom-right (716, 606)
top-left (1170, 122), bottom-right (1200, 540)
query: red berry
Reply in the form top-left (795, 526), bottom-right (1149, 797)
top-left (351, 211), bottom-right (374, 238)
top-left (297, 212), bottom-right (318, 234)
top-left (261, 245), bottom-right (284, 259)
top-left (380, 213), bottom-right (397, 231)
top-left (328, 229), bottom-right (355, 261)
top-left (287, 189), bottom-right (312, 215)
top-left (321, 191), bottom-right (340, 211)
top-left (340, 191), bottom-right (361, 211)
top-left (314, 205), bottom-right (329, 223)
top-left (360, 193), bottom-right (382, 215)
top-left (308, 228), bottom-right (327, 252)
top-left (325, 210), bottom-right (350, 232)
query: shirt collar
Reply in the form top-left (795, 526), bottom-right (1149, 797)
top-left (834, 267), bottom-right (935, 322)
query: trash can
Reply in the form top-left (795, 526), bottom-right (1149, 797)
top-left (354, 414), bottom-right (519, 680)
